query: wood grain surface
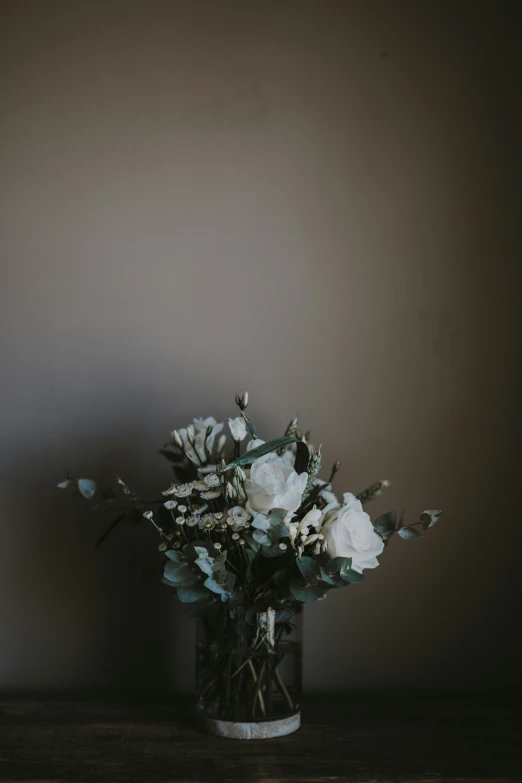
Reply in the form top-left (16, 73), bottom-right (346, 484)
top-left (0, 691), bottom-right (521, 782)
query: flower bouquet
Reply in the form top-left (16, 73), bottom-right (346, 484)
top-left (58, 392), bottom-right (442, 739)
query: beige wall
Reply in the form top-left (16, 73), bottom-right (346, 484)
top-left (1, 0), bottom-right (520, 691)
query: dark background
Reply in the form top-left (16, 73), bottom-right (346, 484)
top-left (0, 0), bottom-right (520, 693)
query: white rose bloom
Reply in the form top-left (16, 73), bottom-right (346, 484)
top-left (323, 492), bottom-right (384, 573)
top-left (228, 416), bottom-right (248, 442)
top-left (178, 417), bottom-right (223, 464)
top-left (245, 454), bottom-right (308, 518)
top-left (227, 505), bottom-right (252, 531)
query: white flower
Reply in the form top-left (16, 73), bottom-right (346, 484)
top-left (287, 506), bottom-right (322, 543)
top-left (227, 505), bottom-right (252, 531)
top-left (173, 483), bottom-right (194, 498)
top-left (322, 492), bottom-right (384, 573)
top-left (228, 417), bottom-right (248, 442)
top-left (200, 489), bottom-right (221, 500)
top-left (164, 500), bottom-right (177, 510)
top-left (178, 417), bottom-right (223, 464)
top-left (245, 453), bottom-right (308, 519)
top-left (204, 473), bottom-right (220, 488)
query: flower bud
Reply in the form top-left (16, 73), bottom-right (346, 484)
top-left (171, 430), bottom-right (184, 449)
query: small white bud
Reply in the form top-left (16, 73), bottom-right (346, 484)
top-left (279, 542), bottom-right (287, 551)
top-left (158, 542), bottom-right (167, 552)
top-left (175, 516), bottom-right (185, 526)
top-left (143, 510), bottom-right (154, 520)
top-left (178, 505), bottom-right (187, 513)
top-left (171, 430), bottom-right (184, 449)
top-left (214, 542), bottom-right (222, 551)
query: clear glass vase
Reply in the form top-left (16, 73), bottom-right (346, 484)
top-left (196, 603), bottom-right (302, 738)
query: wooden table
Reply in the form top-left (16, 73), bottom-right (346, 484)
top-left (1, 692), bottom-right (521, 782)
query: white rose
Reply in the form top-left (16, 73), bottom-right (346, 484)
top-left (245, 455), bottom-right (308, 518)
top-left (228, 416), bottom-right (247, 442)
top-left (178, 417), bottom-right (223, 463)
top-left (323, 492), bottom-right (384, 573)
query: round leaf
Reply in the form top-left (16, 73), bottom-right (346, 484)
top-left (77, 478), bottom-right (96, 500)
top-left (398, 527), bottom-right (424, 540)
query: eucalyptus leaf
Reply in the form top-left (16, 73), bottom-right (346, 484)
top-left (251, 514), bottom-right (270, 532)
top-left (268, 508), bottom-right (287, 526)
top-left (420, 509), bottom-right (442, 530)
top-left (398, 527), bottom-right (424, 540)
top-left (204, 577), bottom-right (227, 594)
top-left (177, 584), bottom-right (210, 602)
top-left (319, 567), bottom-right (338, 586)
top-left (326, 556), bottom-right (352, 576)
top-left (253, 529), bottom-right (272, 547)
top-left (297, 556), bottom-right (320, 586)
top-left (340, 569), bottom-right (365, 583)
top-left (164, 562), bottom-right (199, 586)
top-left (244, 533), bottom-right (260, 553)
top-left (57, 480), bottom-right (71, 490)
top-left (260, 541), bottom-right (285, 558)
top-left (78, 478), bottom-right (97, 500)
top-left (373, 511), bottom-right (397, 535)
top-left (273, 569), bottom-right (290, 589)
top-left (289, 578), bottom-right (322, 603)
top-left (195, 556), bottom-right (214, 576)
top-left (165, 550), bottom-right (185, 563)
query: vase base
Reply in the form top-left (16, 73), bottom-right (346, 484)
top-left (201, 711), bottom-right (301, 740)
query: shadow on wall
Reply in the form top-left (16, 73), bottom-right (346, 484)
top-left (2, 398), bottom-right (195, 694)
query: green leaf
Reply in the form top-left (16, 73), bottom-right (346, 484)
top-left (289, 578), bottom-right (322, 602)
top-left (260, 541), bottom-right (285, 558)
top-left (204, 576), bottom-right (227, 594)
top-left (243, 533), bottom-right (260, 552)
top-left (221, 436), bottom-right (308, 473)
top-left (57, 480), bottom-right (71, 490)
top-left (398, 527), bottom-right (424, 540)
top-left (268, 508), bottom-right (287, 526)
top-left (326, 556), bottom-right (352, 576)
top-left (251, 514), bottom-right (270, 531)
top-left (195, 556), bottom-right (214, 575)
top-left (253, 529), bottom-right (271, 546)
top-left (373, 511), bottom-right (397, 535)
top-left (241, 412), bottom-right (258, 439)
top-left (164, 562), bottom-right (199, 586)
top-left (341, 569), bottom-right (365, 583)
top-left (297, 556), bottom-right (320, 586)
top-left (77, 478), bottom-right (96, 500)
top-left (177, 584), bottom-right (209, 602)
top-left (293, 441), bottom-right (310, 475)
top-left (165, 550), bottom-right (185, 563)
top-left (319, 567), bottom-right (338, 586)
top-left (273, 569), bottom-right (290, 589)
top-left (420, 509), bottom-right (442, 530)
